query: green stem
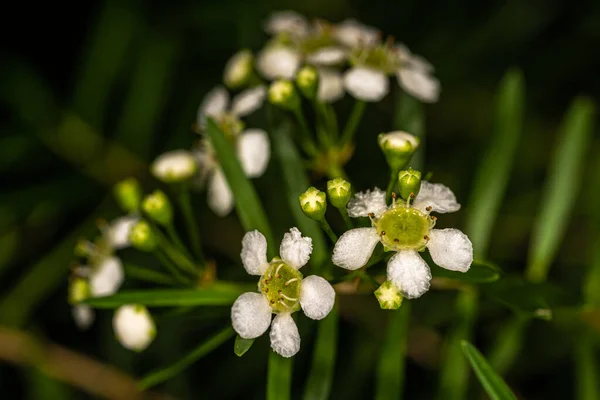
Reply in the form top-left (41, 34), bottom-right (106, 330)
top-left (292, 108), bottom-right (318, 156)
top-left (178, 183), bottom-right (205, 264)
top-left (338, 207), bottom-right (353, 230)
top-left (123, 263), bottom-right (179, 286)
top-left (153, 250), bottom-right (192, 285)
top-left (166, 222), bottom-right (193, 261)
top-left (341, 100), bottom-right (366, 144)
top-left (386, 168), bottom-right (399, 203)
top-left (160, 238), bottom-right (199, 278)
top-left (326, 163), bottom-right (349, 180)
top-left (319, 218), bottom-right (338, 243)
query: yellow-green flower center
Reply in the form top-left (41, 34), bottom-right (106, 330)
top-left (350, 45), bottom-right (399, 74)
top-left (259, 261), bottom-right (303, 313)
top-left (375, 206), bottom-right (431, 251)
top-left (216, 113), bottom-right (244, 140)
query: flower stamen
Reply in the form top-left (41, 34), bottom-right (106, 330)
top-left (285, 278), bottom-right (300, 286)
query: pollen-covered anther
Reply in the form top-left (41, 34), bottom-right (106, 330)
top-left (380, 231), bottom-right (386, 236)
top-left (424, 235), bottom-right (430, 241)
top-left (426, 206), bottom-right (432, 211)
top-left (394, 238), bottom-right (400, 244)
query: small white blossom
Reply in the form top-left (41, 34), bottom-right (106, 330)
top-left (223, 50), bottom-right (254, 89)
top-left (89, 256), bottom-right (124, 297)
top-left (333, 181), bottom-right (472, 299)
top-left (151, 150), bottom-right (197, 183)
top-left (317, 67), bottom-right (344, 103)
top-left (264, 10), bottom-right (309, 37)
top-left (333, 19), bottom-right (380, 48)
top-left (343, 67), bottom-right (389, 102)
top-left (106, 215), bottom-right (139, 250)
top-left (113, 304), bottom-right (156, 351)
top-left (232, 228), bottom-right (335, 357)
top-left (257, 47), bottom-right (302, 80)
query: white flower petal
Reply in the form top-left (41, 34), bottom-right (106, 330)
top-left (241, 230), bottom-right (269, 275)
top-left (237, 129), bottom-right (270, 178)
top-left (207, 168), bottom-right (234, 217)
top-left (264, 10), bottom-right (308, 37)
top-left (72, 305), bottom-right (94, 330)
top-left (344, 67), bottom-right (389, 102)
top-left (397, 68), bottom-right (440, 103)
top-left (151, 150), bottom-right (197, 182)
top-left (427, 228), bottom-right (473, 272)
top-left (113, 305), bottom-right (156, 351)
top-left (269, 313), bottom-right (300, 358)
top-left (332, 227), bottom-right (380, 270)
top-left (395, 44), bottom-right (434, 73)
top-left (231, 85), bottom-right (266, 117)
top-left (257, 47), bottom-right (301, 80)
top-left (90, 256), bottom-right (124, 297)
top-left (306, 47), bottom-right (347, 66)
top-left (106, 215), bottom-right (139, 250)
top-left (191, 142), bottom-right (216, 189)
top-left (317, 68), bottom-right (344, 103)
top-left (387, 250), bottom-right (431, 299)
top-left (300, 275), bottom-right (335, 320)
top-left (347, 188), bottom-right (388, 218)
top-left (280, 227), bottom-right (312, 269)
top-left (412, 181), bottom-right (460, 214)
top-left (231, 292), bottom-right (272, 339)
top-left (197, 86), bottom-right (229, 126)
top-left (333, 19), bottom-right (380, 48)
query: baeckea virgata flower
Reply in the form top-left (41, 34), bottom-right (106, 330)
top-left (231, 228), bottom-right (335, 357)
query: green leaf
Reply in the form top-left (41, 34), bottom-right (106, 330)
top-left (375, 303), bottom-right (410, 400)
top-left (460, 340), bottom-right (518, 400)
top-left (139, 326), bottom-right (235, 390)
top-left (465, 68), bottom-right (524, 258)
top-left (123, 264), bottom-right (178, 285)
top-left (84, 286), bottom-right (246, 308)
top-left (270, 114), bottom-right (328, 270)
top-left (303, 308), bottom-right (338, 400)
top-left (526, 97), bottom-right (595, 283)
top-left (575, 331), bottom-right (600, 400)
top-left (267, 351), bottom-right (292, 400)
top-left (205, 118), bottom-right (274, 254)
top-left (234, 335), bottom-right (255, 357)
top-left (430, 259), bottom-right (500, 283)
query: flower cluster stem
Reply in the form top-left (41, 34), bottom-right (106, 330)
top-left (292, 108), bottom-right (318, 156)
top-left (341, 100), bottom-right (366, 144)
top-left (319, 218), bottom-right (338, 243)
top-left (178, 183), bottom-right (205, 264)
top-left (153, 250), bottom-right (193, 285)
top-left (386, 168), bottom-right (400, 203)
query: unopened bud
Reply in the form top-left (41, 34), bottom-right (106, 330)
top-left (151, 150), bottom-right (197, 183)
top-left (397, 168), bottom-right (422, 201)
top-left (378, 131), bottom-right (419, 172)
top-left (327, 178), bottom-right (351, 209)
top-left (113, 178), bottom-right (142, 213)
top-left (113, 304), bottom-right (156, 352)
top-left (374, 280), bottom-right (403, 310)
top-left (268, 79), bottom-right (300, 110)
top-left (142, 190), bottom-right (173, 226)
top-left (296, 65), bottom-right (319, 99)
top-left (128, 220), bottom-right (158, 252)
top-left (223, 49), bottom-right (254, 89)
top-left (299, 187), bottom-right (327, 220)
top-left (69, 277), bottom-right (90, 305)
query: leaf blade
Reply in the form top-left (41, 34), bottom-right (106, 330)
top-left (267, 352), bottom-right (292, 400)
top-left (303, 308), bottom-right (338, 400)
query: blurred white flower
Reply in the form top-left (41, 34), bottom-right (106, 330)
top-left (333, 19), bottom-right (380, 48)
top-left (231, 228), bottom-right (335, 357)
top-left (264, 10), bottom-right (309, 37)
top-left (257, 47), bottom-right (302, 80)
top-left (113, 304), bottom-right (156, 351)
top-left (223, 49), bottom-right (254, 89)
top-left (151, 150), bottom-right (197, 183)
top-left (333, 182), bottom-right (472, 299)
top-left (317, 67), bottom-right (344, 103)
top-left (72, 305), bottom-right (95, 330)
top-left (89, 256), bottom-right (125, 297)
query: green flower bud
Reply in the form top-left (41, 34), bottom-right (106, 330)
top-left (142, 190), bottom-right (173, 226)
top-left (128, 220), bottom-right (158, 252)
top-left (374, 280), bottom-right (403, 310)
top-left (299, 187), bottom-right (327, 220)
top-left (296, 65), bottom-right (319, 99)
top-left (113, 178), bottom-right (142, 213)
top-left (223, 49), bottom-right (254, 89)
top-left (268, 79), bottom-right (300, 111)
top-left (378, 131), bottom-right (419, 172)
top-left (327, 178), bottom-right (352, 209)
top-left (397, 168), bottom-right (422, 201)
top-left (69, 277), bottom-right (90, 305)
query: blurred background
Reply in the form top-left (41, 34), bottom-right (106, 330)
top-left (1, 0), bottom-right (599, 398)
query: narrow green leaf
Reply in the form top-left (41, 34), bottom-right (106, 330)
top-left (526, 97), bottom-right (595, 283)
top-left (488, 318), bottom-right (528, 375)
top-left (465, 69), bottom-right (524, 257)
top-left (270, 115), bottom-right (327, 269)
top-left (583, 235), bottom-right (600, 306)
top-left (394, 90), bottom-right (424, 169)
top-left (303, 308), bottom-right (338, 400)
top-left (234, 335), bottom-right (255, 357)
top-left (575, 331), bottom-right (600, 400)
top-left (84, 286), bottom-right (245, 308)
top-left (430, 259), bottom-right (501, 283)
top-left (375, 302), bottom-right (410, 400)
top-left (205, 118), bottom-right (274, 253)
top-left (267, 351), bottom-right (292, 400)
top-left (461, 341), bottom-right (518, 400)
top-left (123, 264), bottom-right (178, 285)
top-left (139, 326), bottom-right (235, 389)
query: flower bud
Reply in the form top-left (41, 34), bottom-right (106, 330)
top-left (113, 178), bottom-right (142, 213)
top-left (397, 168), bottom-right (422, 201)
top-left (68, 277), bottom-right (90, 305)
top-left (299, 187), bottom-right (327, 220)
top-left (151, 150), bottom-right (197, 183)
top-left (142, 190), bottom-right (173, 226)
top-left (374, 280), bottom-right (403, 310)
top-left (296, 65), bottom-right (319, 99)
top-left (113, 304), bottom-right (156, 351)
top-left (268, 79), bottom-right (300, 111)
top-left (378, 131), bottom-right (419, 172)
top-left (128, 220), bottom-right (158, 252)
top-left (223, 49), bottom-right (254, 89)
top-left (327, 178), bottom-right (352, 209)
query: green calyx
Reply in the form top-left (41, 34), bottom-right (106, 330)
top-left (296, 65), bottom-right (319, 99)
top-left (268, 80), bottom-right (300, 111)
top-left (114, 178), bottom-right (142, 213)
top-left (375, 280), bottom-right (403, 310)
top-left (68, 277), bottom-right (90, 304)
top-left (375, 206), bottom-right (433, 251)
top-left (129, 220), bottom-right (158, 252)
top-left (142, 190), bottom-right (173, 226)
top-left (299, 187), bottom-right (327, 220)
top-left (327, 177), bottom-right (352, 209)
top-left (350, 43), bottom-right (399, 74)
top-left (397, 168), bottom-right (422, 201)
top-left (258, 261), bottom-right (303, 313)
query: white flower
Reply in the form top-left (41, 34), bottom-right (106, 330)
top-left (151, 150), bottom-right (197, 183)
top-left (317, 67), bottom-right (344, 103)
top-left (332, 182), bottom-right (472, 299)
top-left (223, 49), bottom-right (254, 89)
top-left (256, 47), bottom-right (302, 80)
top-left (264, 10), bottom-right (309, 37)
top-left (343, 67), bottom-right (389, 102)
top-left (394, 44), bottom-right (440, 103)
top-left (113, 304), bottom-right (156, 351)
top-left (89, 256), bottom-right (124, 297)
top-left (232, 228), bottom-right (336, 357)
top-left (106, 215), bottom-right (139, 250)
top-left (194, 86), bottom-right (270, 216)
top-left (333, 19), bottom-right (380, 48)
